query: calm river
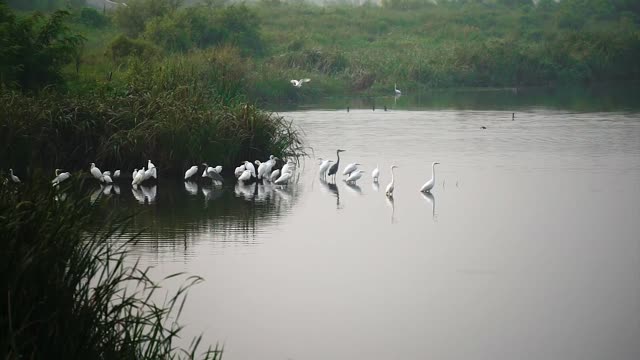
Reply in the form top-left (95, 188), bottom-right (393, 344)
top-left (96, 96), bottom-right (640, 360)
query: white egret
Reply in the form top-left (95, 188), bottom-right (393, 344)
top-left (394, 83), bottom-right (401, 96)
top-left (274, 171), bottom-right (292, 185)
top-left (290, 78), bottom-right (311, 88)
top-left (132, 166), bottom-right (145, 186)
top-left (238, 169), bottom-right (252, 182)
top-left (9, 169), bottom-right (21, 183)
top-left (342, 162), bottom-right (360, 176)
top-left (420, 162), bottom-right (440, 193)
top-left (147, 159), bottom-right (156, 169)
top-left (244, 161), bottom-right (256, 178)
top-left (256, 160), bottom-right (267, 179)
top-left (269, 169), bottom-right (280, 182)
top-left (202, 163), bottom-right (224, 183)
top-left (385, 165), bottom-right (398, 197)
top-left (372, 164), bottom-right (380, 182)
top-left (234, 164), bottom-right (246, 178)
top-left (281, 159), bottom-right (295, 175)
top-left (51, 169), bottom-right (71, 186)
top-left (214, 165), bottom-right (222, 174)
top-left (318, 159), bottom-right (333, 178)
top-left (132, 169), bottom-right (138, 179)
top-left (90, 163), bottom-right (104, 182)
top-left (327, 149), bottom-right (345, 181)
top-left (184, 165), bottom-right (198, 180)
top-left (263, 156), bottom-right (278, 178)
top-left (103, 171), bottom-right (111, 177)
top-left (346, 170), bottom-right (365, 184)
top-left (113, 170), bottom-right (120, 179)
top-left (103, 174), bottom-right (113, 184)
top-left (143, 167), bottom-right (155, 182)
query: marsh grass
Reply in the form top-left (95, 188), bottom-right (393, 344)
top-left (0, 178), bottom-right (222, 359)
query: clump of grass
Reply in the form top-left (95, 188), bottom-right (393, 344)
top-left (0, 178), bottom-right (221, 359)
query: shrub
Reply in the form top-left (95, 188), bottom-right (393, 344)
top-left (107, 34), bottom-right (159, 61)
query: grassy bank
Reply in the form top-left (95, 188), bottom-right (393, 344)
top-left (0, 179), bottom-right (221, 359)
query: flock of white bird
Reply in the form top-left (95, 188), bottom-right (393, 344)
top-left (317, 149), bottom-right (439, 196)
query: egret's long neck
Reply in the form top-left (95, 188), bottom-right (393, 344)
top-left (336, 151), bottom-right (341, 165)
top-left (55, 169), bottom-right (60, 176)
top-left (431, 164), bottom-right (436, 181)
top-left (390, 167), bottom-right (395, 185)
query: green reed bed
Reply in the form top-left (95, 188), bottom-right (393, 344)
top-left (0, 179), bottom-right (221, 359)
top-left (0, 66), bottom-right (303, 177)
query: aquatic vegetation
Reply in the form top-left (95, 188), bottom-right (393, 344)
top-left (0, 179), bottom-right (222, 359)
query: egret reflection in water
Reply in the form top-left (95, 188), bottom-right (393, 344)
top-left (184, 181), bottom-right (199, 196)
top-left (421, 192), bottom-right (436, 221)
top-left (319, 177), bottom-right (340, 209)
top-left (385, 195), bottom-right (395, 224)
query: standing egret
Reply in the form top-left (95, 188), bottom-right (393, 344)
top-left (394, 83), bottom-right (401, 96)
top-left (132, 169), bottom-right (138, 180)
top-left (147, 159), bottom-right (156, 169)
top-left (281, 159), bottom-right (296, 176)
top-left (274, 171), bottom-right (293, 185)
top-left (372, 164), bottom-right (380, 182)
top-left (290, 78), bottom-right (311, 88)
top-left (244, 161), bottom-right (256, 178)
top-left (9, 169), bottom-right (21, 183)
top-left (213, 165), bottom-right (222, 174)
top-left (269, 169), bottom-right (281, 182)
top-left (103, 171), bottom-right (111, 177)
top-left (238, 169), bottom-right (252, 182)
top-left (143, 167), bottom-right (155, 182)
top-left (185, 165), bottom-right (198, 180)
top-left (385, 165), bottom-right (398, 197)
top-left (103, 174), bottom-right (113, 184)
top-left (132, 167), bottom-right (145, 186)
top-left (346, 170), bottom-right (365, 184)
top-left (342, 162), bottom-right (360, 176)
top-left (263, 156), bottom-right (278, 178)
top-left (202, 163), bottom-right (224, 183)
top-left (318, 159), bottom-right (333, 178)
top-left (256, 160), bottom-right (267, 179)
top-left (90, 163), bottom-right (104, 182)
top-left (420, 162), bottom-right (440, 193)
top-left (234, 164), bottom-right (246, 178)
top-left (113, 170), bottom-right (121, 179)
top-left (51, 169), bottom-right (71, 186)
top-left (327, 149), bottom-right (346, 181)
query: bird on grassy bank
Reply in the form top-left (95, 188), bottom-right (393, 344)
top-left (290, 78), bottom-right (311, 88)
top-left (90, 163), bottom-right (104, 183)
top-left (327, 149), bottom-right (345, 182)
top-left (395, 83), bottom-right (401, 96)
top-left (342, 163), bottom-right (360, 177)
top-left (372, 164), bottom-right (380, 183)
top-left (385, 165), bottom-right (398, 197)
top-left (420, 162), bottom-right (440, 193)
top-left (9, 169), bottom-right (20, 183)
top-left (51, 169), bottom-right (71, 186)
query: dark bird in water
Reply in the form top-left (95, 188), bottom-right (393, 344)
top-left (347, 106), bottom-right (350, 112)
top-left (481, 126), bottom-right (487, 129)
top-left (372, 105), bottom-right (376, 111)
top-left (384, 105), bottom-right (388, 111)
top-left (512, 112), bottom-right (515, 120)
top-left (327, 149), bottom-right (346, 182)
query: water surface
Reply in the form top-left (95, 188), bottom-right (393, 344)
top-left (98, 107), bottom-right (640, 360)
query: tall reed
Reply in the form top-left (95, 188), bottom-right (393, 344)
top-left (0, 178), bottom-right (222, 359)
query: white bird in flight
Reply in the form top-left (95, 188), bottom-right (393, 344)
top-left (385, 165), bottom-right (398, 197)
top-left (290, 78), bottom-right (311, 88)
top-left (420, 162), bottom-right (440, 193)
